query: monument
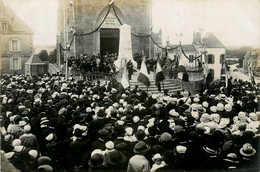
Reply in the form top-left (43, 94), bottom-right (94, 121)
top-left (114, 24), bottom-right (137, 70)
top-left (57, 0), bottom-right (152, 57)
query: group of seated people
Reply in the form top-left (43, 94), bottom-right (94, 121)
top-left (0, 73), bottom-right (259, 172)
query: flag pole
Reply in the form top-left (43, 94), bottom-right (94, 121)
top-left (162, 80), bottom-right (165, 92)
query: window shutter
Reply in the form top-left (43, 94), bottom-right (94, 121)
top-left (18, 58), bottom-right (22, 69)
top-left (9, 40), bottom-right (12, 52)
top-left (18, 40), bottom-right (21, 52)
top-left (9, 58), bottom-right (13, 69)
top-left (212, 55), bottom-right (215, 63)
top-left (205, 55), bottom-right (208, 63)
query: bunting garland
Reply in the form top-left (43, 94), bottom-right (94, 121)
top-left (180, 44), bottom-right (202, 61)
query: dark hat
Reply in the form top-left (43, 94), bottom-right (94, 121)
top-left (88, 154), bottom-right (104, 167)
top-left (105, 150), bottom-right (126, 165)
top-left (162, 150), bottom-right (175, 164)
top-left (37, 165), bottom-right (53, 172)
top-left (133, 141), bottom-right (151, 154)
top-left (98, 129), bottom-right (109, 137)
top-left (38, 156), bottom-right (52, 166)
top-left (115, 143), bottom-right (128, 152)
top-left (135, 129), bottom-right (146, 140)
top-left (148, 126), bottom-right (159, 136)
top-left (223, 153), bottom-right (239, 164)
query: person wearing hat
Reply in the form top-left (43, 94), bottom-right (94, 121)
top-left (222, 153), bottom-right (240, 171)
top-left (88, 153), bottom-right (105, 172)
top-left (25, 149), bottom-right (39, 171)
top-left (238, 143), bottom-right (258, 171)
top-left (127, 141), bottom-right (151, 172)
top-left (7, 139), bottom-right (30, 172)
top-left (19, 125), bottom-right (39, 150)
top-left (150, 153), bottom-right (166, 172)
top-left (69, 128), bottom-right (89, 169)
top-left (155, 150), bottom-right (184, 172)
top-left (104, 150), bottom-right (127, 171)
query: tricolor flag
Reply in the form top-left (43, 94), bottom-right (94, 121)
top-left (120, 65), bottom-right (130, 89)
top-left (249, 67), bottom-right (256, 86)
top-left (138, 58), bottom-right (150, 87)
top-left (155, 60), bottom-right (165, 92)
top-left (155, 60), bottom-right (165, 83)
top-left (222, 60), bottom-right (230, 87)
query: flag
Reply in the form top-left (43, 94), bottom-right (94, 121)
top-left (138, 58), bottom-right (150, 87)
top-left (120, 65), bottom-right (130, 89)
top-left (155, 60), bottom-right (165, 92)
top-left (222, 60), bottom-right (230, 87)
top-left (155, 60), bottom-right (165, 83)
top-left (249, 67), bottom-right (256, 86)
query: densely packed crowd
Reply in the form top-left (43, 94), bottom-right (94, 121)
top-left (67, 53), bottom-right (168, 77)
top-left (0, 74), bottom-right (259, 172)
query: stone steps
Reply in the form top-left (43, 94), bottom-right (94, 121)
top-left (129, 72), bottom-right (182, 94)
top-left (48, 63), bottom-right (60, 75)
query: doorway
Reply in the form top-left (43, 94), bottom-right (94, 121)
top-left (100, 28), bottom-right (119, 56)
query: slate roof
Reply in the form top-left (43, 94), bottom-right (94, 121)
top-left (169, 44), bottom-right (197, 52)
top-left (202, 33), bottom-right (225, 48)
top-left (25, 54), bottom-right (46, 65)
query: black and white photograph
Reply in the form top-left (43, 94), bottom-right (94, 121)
top-left (0, 0), bottom-right (259, 171)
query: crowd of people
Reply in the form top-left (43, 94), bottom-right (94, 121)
top-left (67, 53), bottom-right (118, 75)
top-left (67, 52), bottom-right (169, 78)
top-left (0, 73), bottom-right (259, 172)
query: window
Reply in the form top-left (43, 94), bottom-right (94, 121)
top-left (9, 57), bottom-right (22, 70)
top-left (207, 54), bottom-right (215, 64)
top-left (220, 54), bottom-right (225, 64)
top-left (2, 22), bottom-right (8, 31)
top-left (189, 55), bottom-right (194, 63)
top-left (221, 68), bottom-right (226, 75)
top-left (9, 39), bottom-right (21, 52)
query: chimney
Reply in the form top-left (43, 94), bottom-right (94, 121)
top-left (166, 36), bottom-right (170, 46)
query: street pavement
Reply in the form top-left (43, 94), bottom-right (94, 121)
top-left (229, 63), bottom-right (260, 84)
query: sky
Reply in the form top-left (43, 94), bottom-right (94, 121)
top-left (5, 0), bottom-right (260, 48)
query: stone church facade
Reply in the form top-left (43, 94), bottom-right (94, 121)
top-left (57, 0), bottom-right (152, 57)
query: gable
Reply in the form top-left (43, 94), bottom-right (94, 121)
top-left (0, 3), bottom-right (33, 34)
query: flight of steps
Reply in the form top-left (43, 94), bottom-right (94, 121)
top-left (130, 72), bottom-right (182, 95)
top-left (48, 63), bottom-right (60, 75)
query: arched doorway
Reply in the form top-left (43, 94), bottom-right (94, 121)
top-left (93, 5), bottom-right (126, 56)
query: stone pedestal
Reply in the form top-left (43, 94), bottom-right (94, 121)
top-left (114, 24), bottom-right (137, 70)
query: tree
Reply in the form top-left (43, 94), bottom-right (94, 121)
top-left (38, 50), bottom-right (48, 61)
top-left (49, 49), bottom-right (57, 63)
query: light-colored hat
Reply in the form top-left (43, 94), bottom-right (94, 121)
top-left (29, 150), bottom-right (38, 159)
top-left (12, 139), bottom-right (21, 147)
top-left (91, 149), bottom-right (102, 157)
top-left (105, 141), bottom-right (114, 150)
top-left (217, 103), bottom-right (224, 111)
top-left (176, 145), bottom-right (187, 154)
top-left (125, 127), bottom-right (133, 136)
top-left (46, 133), bottom-right (54, 141)
top-left (210, 106), bottom-right (217, 113)
top-left (239, 143), bottom-right (256, 157)
top-left (152, 153), bottom-right (163, 161)
top-left (169, 109), bottom-right (179, 117)
top-left (24, 125), bottom-right (31, 132)
top-left (225, 104), bottom-right (232, 112)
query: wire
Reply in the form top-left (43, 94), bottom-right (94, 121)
top-left (180, 44), bottom-right (202, 60)
top-left (74, 4), bottom-right (112, 36)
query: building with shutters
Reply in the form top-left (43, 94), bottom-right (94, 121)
top-left (168, 32), bottom-right (226, 80)
top-left (0, 2), bottom-right (34, 74)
